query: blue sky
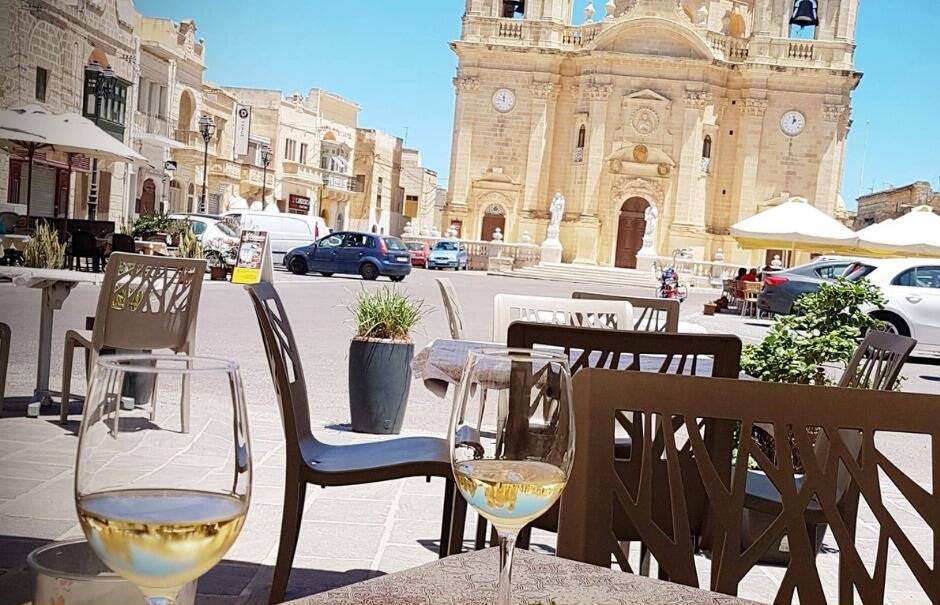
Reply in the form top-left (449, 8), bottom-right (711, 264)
top-left (137, 0), bottom-right (939, 208)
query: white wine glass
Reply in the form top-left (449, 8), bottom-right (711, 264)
top-left (74, 354), bottom-right (252, 605)
top-left (450, 348), bottom-right (574, 605)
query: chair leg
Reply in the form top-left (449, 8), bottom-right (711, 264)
top-left (439, 478), bottom-right (454, 558)
top-left (61, 336), bottom-right (77, 424)
top-left (180, 356), bottom-right (192, 433)
top-left (474, 515), bottom-right (488, 550)
top-left (447, 480), bottom-right (467, 556)
top-left (0, 323), bottom-right (9, 417)
top-left (517, 525), bottom-right (532, 550)
top-left (270, 476), bottom-right (306, 605)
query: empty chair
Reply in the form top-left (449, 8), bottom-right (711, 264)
top-left (572, 292), bottom-right (679, 332)
top-left (492, 294), bottom-right (632, 343)
top-left (60, 253), bottom-right (206, 427)
top-left (557, 370), bottom-right (940, 604)
top-left (0, 323), bottom-right (9, 416)
top-left (435, 277), bottom-right (465, 339)
top-left (68, 230), bottom-right (101, 272)
top-left (110, 233), bottom-right (136, 254)
top-left (246, 282), bottom-right (465, 604)
top-left (0, 212), bottom-right (19, 234)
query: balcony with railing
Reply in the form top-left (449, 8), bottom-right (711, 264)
top-left (173, 129), bottom-right (202, 151)
top-left (240, 164), bottom-right (274, 189)
top-left (281, 161), bottom-right (323, 185)
top-left (134, 112), bottom-right (171, 139)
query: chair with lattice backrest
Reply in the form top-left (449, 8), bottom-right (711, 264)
top-left (572, 291), bottom-right (680, 332)
top-left (493, 294), bottom-right (633, 343)
top-left (557, 370), bottom-right (940, 604)
top-left (435, 277), bottom-right (465, 339)
top-left (245, 282), bottom-right (465, 605)
top-left (59, 253), bottom-right (206, 427)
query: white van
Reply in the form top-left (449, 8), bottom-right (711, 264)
top-left (202, 211), bottom-right (330, 265)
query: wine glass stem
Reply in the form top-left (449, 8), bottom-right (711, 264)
top-left (497, 530), bottom-right (517, 605)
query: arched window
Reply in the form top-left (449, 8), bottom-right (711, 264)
top-left (702, 135), bottom-right (712, 159)
top-left (788, 0), bottom-right (818, 40)
top-left (187, 182), bottom-right (195, 213)
top-left (574, 124), bottom-right (586, 163)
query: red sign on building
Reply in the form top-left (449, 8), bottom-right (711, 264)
top-left (288, 194), bottom-right (310, 215)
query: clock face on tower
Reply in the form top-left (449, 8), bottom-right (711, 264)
top-left (780, 110), bottom-right (806, 137)
top-left (492, 88), bottom-right (516, 113)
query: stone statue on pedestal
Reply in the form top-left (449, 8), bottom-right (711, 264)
top-left (541, 192), bottom-right (566, 264)
top-left (639, 204), bottom-right (658, 253)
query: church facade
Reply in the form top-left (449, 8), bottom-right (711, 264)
top-left (444, 0), bottom-right (860, 266)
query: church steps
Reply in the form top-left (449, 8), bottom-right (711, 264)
top-left (489, 263), bottom-right (661, 289)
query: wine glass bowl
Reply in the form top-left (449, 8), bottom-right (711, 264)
top-left (450, 348), bottom-right (574, 604)
top-left (75, 354), bottom-right (251, 605)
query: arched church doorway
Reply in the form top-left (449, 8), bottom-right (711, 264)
top-left (480, 204), bottom-right (506, 241)
top-left (615, 197), bottom-right (648, 269)
top-left (138, 179), bottom-right (156, 215)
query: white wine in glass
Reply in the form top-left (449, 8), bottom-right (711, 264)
top-left (450, 348), bottom-right (574, 605)
top-left (75, 355), bottom-right (252, 605)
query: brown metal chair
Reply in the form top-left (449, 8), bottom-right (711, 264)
top-left (455, 323), bottom-right (742, 557)
top-left (245, 282), bottom-right (466, 605)
top-left (557, 370), bottom-right (940, 604)
top-left (572, 291), bottom-right (680, 333)
top-left (0, 322), bottom-right (9, 416)
top-left (68, 229), bottom-right (102, 272)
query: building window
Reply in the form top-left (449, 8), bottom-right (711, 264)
top-left (284, 138), bottom-right (297, 162)
top-left (789, 0), bottom-right (818, 39)
top-left (501, 0), bottom-right (524, 18)
top-left (701, 134), bottom-right (712, 174)
top-left (299, 143), bottom-right (307, 164)
top-left (574, 124), bottom-right (585, 162)
top-left (35, 67), bottom-right (48, 102)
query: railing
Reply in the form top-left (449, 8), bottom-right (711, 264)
top-left (706, 32), bottom-right (748, 62)
top-left (281, 161), bottom-right (322, 184)
top-left (324, 171), bottom-right (353, 192)
top-left (240, 164), bottom-right (274, 188)
top-left (700, 156), bottom-right (711, 174)
top-left (134, 112), bottom-right (171, 138)
top-left (650, 255), bottom-right (739, 286)
top-left (174, 128), bottom-right (201, 149)
top-left (403, 235), bottom-right (541, 271)
top-left (497, 18), bottom-right (523, 40)
top-left (209, 159), bottom-right (241, 181)
top-left (787, 41), bottom-right (815, 60)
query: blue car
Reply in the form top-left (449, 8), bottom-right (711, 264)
top-left (427, 240), bottom-right (469, 271)
top-left (284, 232), bottom-right (412, 282)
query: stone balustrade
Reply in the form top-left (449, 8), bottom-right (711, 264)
top-left (649, 255), bottom-right (739, 287)
top-left (403, 235), bottom-right (541, 271)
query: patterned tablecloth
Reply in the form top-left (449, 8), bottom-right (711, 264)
top-left (282, 548), bottom-right (760, 605)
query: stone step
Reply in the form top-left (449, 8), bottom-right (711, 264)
top-left (490, 263), bottom-right (661, 288)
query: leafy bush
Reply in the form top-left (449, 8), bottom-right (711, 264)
top-left (24, 222), bottom-right (65, 269)
top-left (741, 277), bottom-right (886, 385)
top-left (176, 227), bottom-right (204, 260)
top-left (349, 286), bottom-right (425, 342)
top-left (132, 213), bottom-right (185, 238)
top-left (203, 237), bottom-right (237, 267)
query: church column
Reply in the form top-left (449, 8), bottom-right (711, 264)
top-left (572, 83), bottom-right (611, 264)
top-left (730, 98), bottom-right (768, 225)
top-left (667, 92), bottom-right (710, 256)
top-left (522, 82), bottom-right (558, 213)
top-left (814, 104), bottom-right (849, 215)
top-left (445, 75), bottom-right (479, 228)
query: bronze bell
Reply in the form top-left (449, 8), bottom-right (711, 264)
top-left (790, 0), bottom-right (819, 28)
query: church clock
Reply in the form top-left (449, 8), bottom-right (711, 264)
top-left (492, 88), bottom-right (516, 113)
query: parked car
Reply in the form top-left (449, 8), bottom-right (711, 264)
top-left (406, 241), bottom-right (430, 268)
top-left (202, 211), bottom-right (330, 265)
top-left (426, 240), bottom-right (468, 271)
top-left (757, 256), bottom-right (858, 315)
top-left (168, 213), bottom-right (218, 243)
top-left (284, 232), bottom-right (411, 281)
top-left (843, 258), bottom-right (940, 347)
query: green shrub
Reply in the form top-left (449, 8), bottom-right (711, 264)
top-left (132, 213), bottom-right (184, 238)
top-left (349, 286), bottom-right (425, 341)
top-left (24, 222), bottom-right (65, 269)
top-left (176, 227), bottom-right (204, 260)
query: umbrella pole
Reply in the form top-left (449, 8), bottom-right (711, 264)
top-left (25, 144), bottom-right (35, 223)
top-left (63, 153), bottom-right (74, 240)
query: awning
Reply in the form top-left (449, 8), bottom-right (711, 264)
top-left (731, 196), bottom-right (857, 252)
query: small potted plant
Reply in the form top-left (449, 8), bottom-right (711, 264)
top-left (347, 286), bottom-right (425, 434)
top-left (203, 238), bottom-right (235, 280)
top-left (176, 228), bottom-right (204, 260)
top-left (24, 221), bottom-right (65, 269)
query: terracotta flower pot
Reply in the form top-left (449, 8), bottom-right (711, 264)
top-left (704, 303), bottom-right (717, 316)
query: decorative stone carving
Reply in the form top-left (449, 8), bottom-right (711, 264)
top-left (453, 76), bottom-right (480, 92)
top-left (631, 107), bottom-right (659, 135)
top-left (605, 0), bottom-right (617, 18)
top-left (611, 177), bottom-right (663, 206)
top-left (542, 192), bottom-right (567, 263)
top-left (744, 98), bottom-right (769, 117)
top-left (683, 91), bottom-right (714, 109)
top-left (639, 203), bottom-right (659, 253)
top-left (585, 0), bottom-right (595, 23)
top-left (530, 82), bottom-right (558, 100)
top-left (586, 83), bottom-right (613, 101)
top-left (823, 104), bottom-right (848, 122)
top-left (633, 144), bottom-right (649, 163)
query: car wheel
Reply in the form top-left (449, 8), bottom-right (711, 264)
top-left (872, 311), bottom-right (911, 337)
top-left (390, 275), bottom-right (405, 282)
top-left (320, 272), bottom-right (333, 277)
top-left (289, 257), bottom-right (307, 275)
top-left (359, 263), bottom-right (379, 281)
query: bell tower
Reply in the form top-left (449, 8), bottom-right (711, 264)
top-left (464, 0), bottom-right (574, 23)
top-left (756, 0), bottom-right (858, 41)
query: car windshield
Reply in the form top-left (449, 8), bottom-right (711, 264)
top-left (844, 262), bottom-right (877, 282)
top-left (216, 216), bottom-right (240, 238)
top-left (383, 237), bottom-right (405, 251)
top-left (406, 242), bottom-right (424, 251)
top-left (433, 241), bottom-right (459, 251)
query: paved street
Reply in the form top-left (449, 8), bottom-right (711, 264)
top-left (1, 268), bottom-right (938, 604)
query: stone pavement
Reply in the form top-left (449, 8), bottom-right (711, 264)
top-left (1, 268), bottom-right (938, 604)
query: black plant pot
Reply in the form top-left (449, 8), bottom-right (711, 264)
top-left (348, 338), bottom-right (414, 434)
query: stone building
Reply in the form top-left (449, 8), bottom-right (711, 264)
top-left (350, 128), bottom-right (404, 235)
top-left (855, 182), bottom-right (940, 230)
top-left (400, 148), bottom-right (440, 236)
top-left (445, 0), bottom-right (860, 266)
top-left (0, 0), bottom-right (140, 223)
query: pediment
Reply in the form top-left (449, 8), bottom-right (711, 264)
top-left (625, 89), bottom-right (671, 103)
top-left (590, 17), bottom-right (714, 61)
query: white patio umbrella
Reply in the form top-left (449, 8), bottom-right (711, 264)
top-left (0, 105), bottom-right (148, 221)
top-left (857, 205), bottom-right (940, 257)
top-left (227, 193), bottom-right (249, 211)
top-left (731, 197), bottom-right (858, 261)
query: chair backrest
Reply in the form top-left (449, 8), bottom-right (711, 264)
top-left (839, 330), bottom-right (916, 390)
top-left (0, 212), bottom-right (18, 232)
top-left (572, 291), bottom-right (679, 332)
top-left (557, 371), bottom-right (940, 604)
top-left (743, 281), bottom-right (762, 295)
top-left (91, 253), bottom-right (205, 353)
top-left (72, 230), bottom-right (97, 254)
top-left (111, 233), bottom-right (137, 254)
top-left (435, 277), bottom-right (465, 340)
top-left (246, 282), bottom-right (315, 461)
top-left (493, 294), bottom-right (632, 343)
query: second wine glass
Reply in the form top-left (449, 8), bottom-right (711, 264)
top-left (449, 348), bottom-right (574, 605)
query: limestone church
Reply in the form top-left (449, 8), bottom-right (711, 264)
top-left (443, 0), bottom-right (860, 267)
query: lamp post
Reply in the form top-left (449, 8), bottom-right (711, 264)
top-left (85, 60), bottom-right (116, 220)
top-left (260, 143), bottom-right (272, 207)
top-left (198, 114), bottom-right (215, 213)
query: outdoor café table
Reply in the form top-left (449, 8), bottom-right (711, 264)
top-left (135, 240), bottom-right (169, 256)
top-left (0, 266), bottom-right (102, 408)
top-left (280, 547), bottom-right (759, 605)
